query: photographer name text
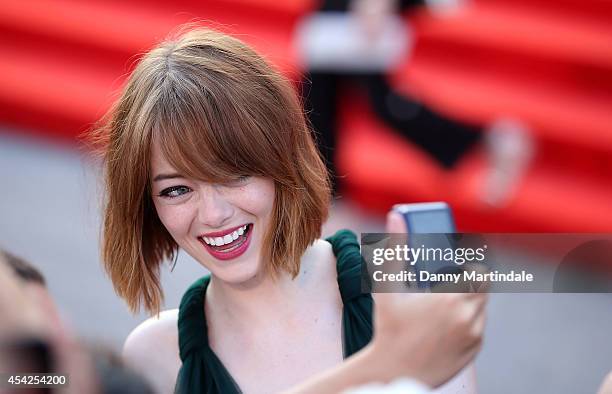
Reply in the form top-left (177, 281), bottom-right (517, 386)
top-left (372, 269), bottom-right (534, 283)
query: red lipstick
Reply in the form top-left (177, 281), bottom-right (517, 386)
top-left (199, 224), bottom-right (252, 261)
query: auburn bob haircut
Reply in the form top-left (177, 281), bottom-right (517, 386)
top-left (92, 27), bottom-right (331, 315)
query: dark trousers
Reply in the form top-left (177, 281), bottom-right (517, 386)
top-left (303, 71), bottom-right (482, 190)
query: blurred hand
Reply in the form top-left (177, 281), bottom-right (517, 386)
top-left (371, 291), bottom-right (486, 388)
top-left (368, 211), bottom-right (487, 388)
top-left (385, 210), bottom-right (407, 234)
top-left (425, 0), bottom-right (466, 16)
top-left (350, 0), bottom-right (398, 40)
top-left (482, 118), bottom-right (534, 206)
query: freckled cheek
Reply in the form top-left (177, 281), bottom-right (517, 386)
top-left (232, 188), bottom-right (275, 219)
top-left (154, 203), bottom-right (196, 239)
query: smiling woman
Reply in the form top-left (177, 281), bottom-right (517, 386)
top-left (91, 26), bottom-right (331, 316)
top-left (89, 25), bottom-right (486, 394)
top-left (150, 136), bottom-right (278, 283)
top-left (89, 26), bottom-right (355, 393)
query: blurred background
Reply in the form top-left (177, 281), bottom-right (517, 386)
top-left (0, 0), bottom-right (611, 392)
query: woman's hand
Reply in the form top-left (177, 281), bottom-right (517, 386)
top-left (283, 212), bottom-right (486, 394)
top-left (370, 290), bottom-right (486, 388)
top-left (367, 211), bottom-right (488, 388)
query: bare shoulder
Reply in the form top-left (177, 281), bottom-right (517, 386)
top-left (123, 309), bottom-right (181, 393)
top-left (123, 309), bottom-right (179, 358)
top-left (298, 239), bottom-right (340, 300)
top-left (303, 239), bottom-right (336, 277)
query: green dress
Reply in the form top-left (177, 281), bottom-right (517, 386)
top-left (175, 230), bottom-right (373, 394)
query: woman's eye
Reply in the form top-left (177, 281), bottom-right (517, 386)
top-left (159, 186), bottom-right (192, 198)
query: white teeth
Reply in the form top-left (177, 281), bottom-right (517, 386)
top-left (202, 225), bottom-right (249, 247)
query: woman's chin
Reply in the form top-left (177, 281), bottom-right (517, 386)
top-left (208, 259), bottom-right (265, 287)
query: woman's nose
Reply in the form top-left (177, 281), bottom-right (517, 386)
top-left (196, 186), bottom-right (233, 228)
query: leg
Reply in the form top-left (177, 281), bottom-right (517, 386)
top-left (302, 71), bottom-right (342, 191)
top-left (361, 73), bottom-right (481, 168)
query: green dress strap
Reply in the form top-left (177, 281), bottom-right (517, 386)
top-left (327, 229), bottom-right (374, 358)
top-left (175, 229), bottom-right (373, 394)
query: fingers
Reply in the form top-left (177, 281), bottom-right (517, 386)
top-left (379, 211), bottom-right (411, 291)
top-left (385, 211), bottom-right (407, 233)
top-left (460, 294), bottom-right (487, 356)
top-left (383, 210), bottom-right (408, 255)
top-left (436, 293), bottom-right (486, 348)
top-left (456, 290), bottom-right (487, 334)
top-left (465, 262), bottom-right (492, 294)
top-left (472, 306), bottom-right (487, 341)
top-left (372, 290), bottom-right (487, 388)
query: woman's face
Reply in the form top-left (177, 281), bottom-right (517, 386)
top-left (150, 141), bottom-right (275, 284)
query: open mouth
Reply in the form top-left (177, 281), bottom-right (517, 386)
top-left (198, 224), bottom-right (253, 260)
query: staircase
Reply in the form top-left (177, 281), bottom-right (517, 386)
top-left (338, 1), bottom-right (612, 231)
top-left (0, 0), bottom-right (610, 231)
top-left (0, 0), bottom-right (312, 139)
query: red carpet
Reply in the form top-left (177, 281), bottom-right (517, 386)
top-left (1, 0), bottom-right (610, 231)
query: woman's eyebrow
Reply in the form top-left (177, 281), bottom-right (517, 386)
top-left (153, 173), bottom-right (183, 182)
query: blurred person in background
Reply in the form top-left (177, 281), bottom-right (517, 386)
top-left (298, 0), bottom-right (534, 204)
top-left (91, 26), bottom-right (487, 394)
top-left (0, 252), bottom-right (49, 357)
top-left (88, 344), bottom-right (155, 394)
top-left (0, 251), bottom-right (86, 393)
top-left (1, 250), bottom-right (66, 342)
top-left (0, 250), bottom-right (155, 394)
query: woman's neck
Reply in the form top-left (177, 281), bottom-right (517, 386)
top-left (207, 267), bottom-right (305, 327)
top-left (204, 239), bottom-right (332, 329)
